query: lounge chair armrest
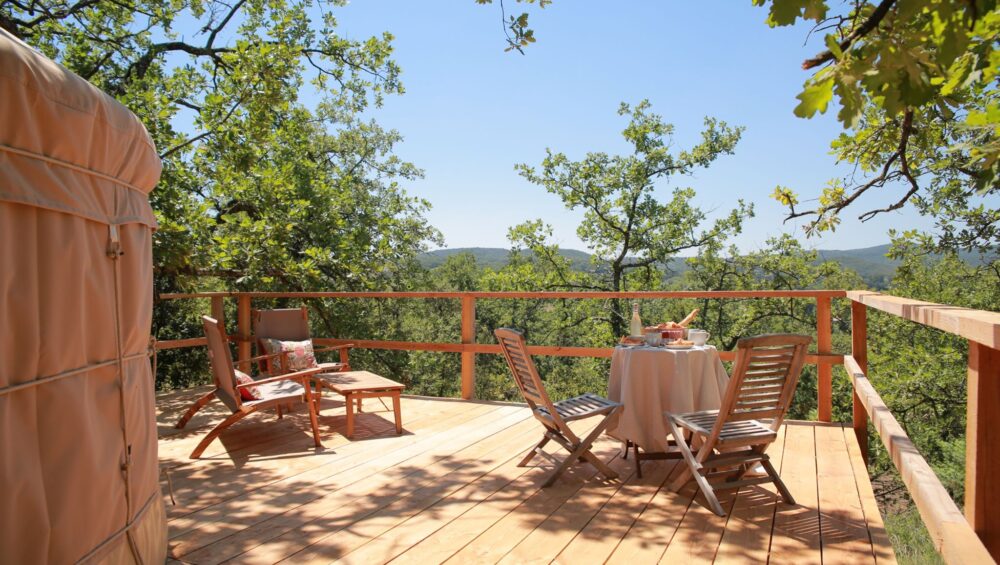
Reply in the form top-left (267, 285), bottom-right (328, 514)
top-left (313, 343), bottom-right (354, 353)
top-left (244, 350), bottom-right (291, 365)
top-left (235, 367), bottom-right (325, 388)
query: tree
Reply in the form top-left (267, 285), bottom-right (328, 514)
top-left (683, 235), bottom-right (866, 418)
top-left (0, 0), bottom-right (437, 288)
top-left (474, 0), bottom-right (550, 53)
top-left (760, 0), bottom-right (999, 252)
top-left (0, 0), bottom-right (442, 387)
top-left (513, 100), bottom-right (752, 336)
top-left (476, 1), bottom-right (999, 252)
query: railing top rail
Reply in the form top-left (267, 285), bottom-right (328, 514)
top-left (158, 289), bottom-right (849, 300)
top-left (848, 291), bottom-right (1000, 348)
top-left (845, 355), bottom-right (994, 564)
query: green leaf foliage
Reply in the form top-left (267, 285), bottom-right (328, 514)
top-left (1, 0), bottom-right (440, 387)
top-left (514, 100), bottom-right (752, 335)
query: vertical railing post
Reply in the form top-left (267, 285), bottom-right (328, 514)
top-left (461, 295), bottom-right (476, 400)
top-left (850, 300), bottom-right (869, 463)
top-left (965, 340), bottom-right (1000, 559)
top-left (237, 294), bottom-right (251, 374)
top-left (211, 295), bottom-right (226, 330)
top-left (816, 295), bottom-right (833, 422)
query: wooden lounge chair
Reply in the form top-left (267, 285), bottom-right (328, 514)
top-left (495, 328), bottom-right (623, 487)
top-left (173, 307), bottom-right (353, 429)
top-left (189, 316), bottom-right (325, 459)
top-left (665, 333), bottom-right (811, 516)
top-left (252, 307), bottom-right (353, 377)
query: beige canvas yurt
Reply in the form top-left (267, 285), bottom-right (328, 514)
top-left (0, 29), bottom-right (167, 563)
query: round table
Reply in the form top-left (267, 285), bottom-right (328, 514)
top-left (607, 344), bottom-right (729, 453)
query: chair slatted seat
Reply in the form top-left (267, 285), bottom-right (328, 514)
top-left (495, 328), bottom-right (623, 487)
top-left (666, 333), bottom-right (811, 516)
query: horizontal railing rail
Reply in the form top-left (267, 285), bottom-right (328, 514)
top-left (845, 355), bottom-right (993, 563)
top-left (157, 290), bottom-right (845, 419)
top-left (158, 290), bottom-right (848, 299)
top-left (844, 291), bottom-right (1000, 563)
top-left (154, 289), bottom-right (1000, 563)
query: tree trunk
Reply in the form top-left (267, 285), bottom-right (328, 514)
top-left (610, 266), bottom-right (627, 337)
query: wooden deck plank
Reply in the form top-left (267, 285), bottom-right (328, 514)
top-left (388, 450), bottom-right (596, 564)
top-left (815, 423), bottom-right (877, 564)
top-left (658, 477), bottom-right (738, 563)
top-left (210, 413), bottom-right (539, 564)
top-left (604, 462), bottom-right (693, 564)
top-left (294, 420), bottom-right (619, 564)
top-left (161, 397), bottom-right (483, 504)
top-left (440, 436), bottom-right (622, 564)
top-left (767, 422), bottom-right (822, 565)
top-left (165, 399), bottom-right (496, 528)
top-left (158, 395), bottom-right (457, 495)
top-left (159, 395), bottom-right (463, 464)
top-left (714, 425), bottom-right (789, 563)
top-left (843, 427), bottom-right (896, 564)
top-left (554, 459), bottom-right (678, 564)
top-left (151, 387), bottom-right (895, 565)
top-left (168, 402), bottom-right (519, 557)
top-left (496, 455), bottom-right (634, 564)
top-left (331, 429), bottom-right (551, 564)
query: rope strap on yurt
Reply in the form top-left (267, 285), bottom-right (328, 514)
top-left (0, 352), bottom-right (150, 397)
top-left (0, 143), bottom-right (150, 195)
top-left (108, 217), bottom-right (145, 565)
top-left (75, 491), bottom-right (159, 565)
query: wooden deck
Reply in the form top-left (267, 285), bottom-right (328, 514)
top-left (157, 386), bottom-right (895, 564)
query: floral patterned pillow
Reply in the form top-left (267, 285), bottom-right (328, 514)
top-left (234, 369), bottom-right (262, 401)
top-left (262, 339), bottom-right (318, 373)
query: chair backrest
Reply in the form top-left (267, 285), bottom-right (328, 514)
top-left (202, 315), bottom-right (242, 413)
top-left (714, 334), bottom-right (811, 437)
top-left (253, 308), bottom-right (312, 375)
top-left (494, 328), bottom-right (561, 423)
top-left (254, 307), bottom-right (311, 341)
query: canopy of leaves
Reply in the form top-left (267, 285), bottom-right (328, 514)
top-left (512, 100), bottom-right (752, 334)
top-left (756, 0), bottom-right (999, 252)
top-left (1, 0), bottom-right (442, 386)
top-left (474, 0), bottom-right (998, 254)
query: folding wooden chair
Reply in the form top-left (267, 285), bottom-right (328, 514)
top-left (189, 316), bottom-right (326, 459)
top-left (665, 333), bottom-right (811, 515)
top-left (495, 328), bottom-right (622, 487)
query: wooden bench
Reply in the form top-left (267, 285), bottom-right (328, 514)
top-left (313, 370), bottom-right (404, 438)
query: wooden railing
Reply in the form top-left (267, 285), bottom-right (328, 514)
top-left (846, 291), bottom-right (1000, 563)
top-left (155, 289), bottom-right (1000, 563)
top-left (157, 290), bottom-right (844, 409)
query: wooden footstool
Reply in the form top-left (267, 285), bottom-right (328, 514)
top-left (313, 371), bottom-right (404, 438)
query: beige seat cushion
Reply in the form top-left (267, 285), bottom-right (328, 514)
top-left (247, 379), bottom-right (305, 404)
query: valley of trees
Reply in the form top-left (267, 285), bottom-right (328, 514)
top-left (2, 0), bottom-right (997, 561)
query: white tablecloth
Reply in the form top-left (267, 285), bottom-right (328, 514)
top-left (607, 345), bottom-right (729, 453)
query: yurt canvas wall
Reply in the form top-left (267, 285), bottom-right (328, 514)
top-left (0, 28), bottom-right (167, 563)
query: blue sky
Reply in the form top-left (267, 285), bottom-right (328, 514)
top-left (327, 1), bottom-right (937, 253)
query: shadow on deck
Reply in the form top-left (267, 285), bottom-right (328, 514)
top-left (157, 386), bottom-right (895, 564)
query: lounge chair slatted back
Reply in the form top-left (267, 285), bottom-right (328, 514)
top-left (254, 308), bottom-right (310, 341)
top-left (495, 328), bottom-right (622, 487)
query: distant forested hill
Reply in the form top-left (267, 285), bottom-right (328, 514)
top-left (417, 244), bottom-right (991, 288)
